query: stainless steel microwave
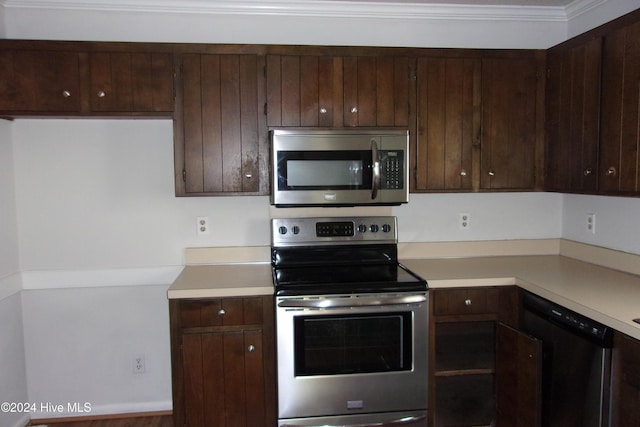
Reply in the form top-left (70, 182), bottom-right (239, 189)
top-left (271, 129), bottom-right (409, 206)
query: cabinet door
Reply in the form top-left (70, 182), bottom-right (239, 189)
top-left (182, 329), bottom-right (267, 427)
top-left (599, 20), bottom-right (640, 194)
top-left (266, 54), bottom-right (409, 128)
top-left (481, 57), bottom-right (540, 190)
top-left (495, 323), bottom-right (542, 427)
top-left (545, 38), bottom-right (602, 193)
top-left (178, 54), bottom-right (264, 195)
top-left (266, 55), bottom-right (341, 127)
top-left (612, 332), bottom-right (640, 426)
top-left (343, 55), bottom-right (409, 127)
top-left (0, 50), bottom-right (81, 113)
top-left (415, 57), bottom-right (479, 191)
top-left (89, 52), bottom-right (173, 113)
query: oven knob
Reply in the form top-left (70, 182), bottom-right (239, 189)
top-left (278, 226), bottom-right (288, 235)
top-left (382, 224), bottom-right (392, 233)
top-left (291, 226), bottom-right (300, 235)
top-left (357, 224), bottom-right (367, 233)
top-left (369, 224), bottom-right (379, 233)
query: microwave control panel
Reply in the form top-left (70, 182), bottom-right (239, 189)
top-left (380, 150), bottom-right (404, 189)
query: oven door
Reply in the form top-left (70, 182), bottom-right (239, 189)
top-left (276, 292), bottom-right (428, 422)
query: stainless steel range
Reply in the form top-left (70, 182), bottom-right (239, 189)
top-left (271, 216), bottom-right (429, 427)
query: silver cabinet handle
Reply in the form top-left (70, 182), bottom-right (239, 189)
top-left (606, 167), bottom-right (617, 177)
top-left (460, 170), bottom-right (467, 176)
top-left (97, 90), bottom-right (106, 98)
top-left (248, 345), bottom-right (255, 352)
top-left (218, 309), bottom-right (225, 316)
top-left (488, 170), bottom-right (495, 177)
top-left (465, 299), bottom-right (472, 306)
top-left (320, 107), bottom-right (327, 114)
top-left (245, 173), bottom-right (252, 179)
top-left (584, 168), bottom-right (593, 176)
top-left (62, 90), bottom-right (71, 98)
top-left (350, 106), bottom-right (358, 113)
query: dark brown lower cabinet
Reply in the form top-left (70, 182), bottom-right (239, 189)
top-left (170, 296), bottom-right (276, 427)
top-left (430, 287), bottom-right (541, 427)
top-left (612, 332), bottom-right (640, 426)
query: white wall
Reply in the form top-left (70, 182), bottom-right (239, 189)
top-left (562, 194), bottom-right (640, 255)
top-left (0, 121), bottom-right (28, 427)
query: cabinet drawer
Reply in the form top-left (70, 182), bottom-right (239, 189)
top-left (433, 288), bottom-right (501, 316)
top-left (179, 297), bottom-right (264, 328)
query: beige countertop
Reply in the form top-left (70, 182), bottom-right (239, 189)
top-left (168, 242), bottom-right (640, 340)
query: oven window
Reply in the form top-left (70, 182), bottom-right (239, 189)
top-left (294, 312), bottom-right (412, 376)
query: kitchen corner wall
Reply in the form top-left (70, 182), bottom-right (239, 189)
top-left (0, 120), bottom-right (29, 427)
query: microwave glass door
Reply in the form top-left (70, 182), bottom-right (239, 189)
top-left (278, 151), bottom-right (373, 190)
top-left (294, 311), bottom-right (412, 376)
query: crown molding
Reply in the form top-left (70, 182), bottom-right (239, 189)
top-left (1, 0), bottom-right (569, 22)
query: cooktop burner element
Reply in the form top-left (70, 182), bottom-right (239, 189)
top-left (271, 216), bottom-right (427, 296)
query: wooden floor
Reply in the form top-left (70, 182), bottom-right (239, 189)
top-left (31, 414), bottom-right (173, 427)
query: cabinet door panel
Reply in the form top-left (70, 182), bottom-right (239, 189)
top-left (545, 38), bottom-right (602, 193)
top-left (495, 322), bottom-right (541, 427)
top-left (0, 50), bottom-right (81, 112)
top-left (600, 20), bottom-right (640, 193)
top-left (481, 57), bottom-right (538, 189)
top-left (181, 54), bottom-right (260, 194)
top-left (90, 52), bottom-right (173, 113)
top-left (244, 330), bottom-right (267, 427)
top-left (415, 57), bottom-right (478, 191)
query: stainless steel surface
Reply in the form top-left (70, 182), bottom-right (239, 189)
top-left (276, 291), bottom-right (428, 420)
top-left (277, 293), bottom-right (427, 308)
top-left (271, 216), bottom-right (397, 247)
top-left (522, 292), bottom-right (612, 427)
top-left (279, 411), bottom-right (427, 426)
top-left (270, 129), bottom-right (409, 206)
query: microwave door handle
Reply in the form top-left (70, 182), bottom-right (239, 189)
top-left (371, 139), bottom-right (381, 200)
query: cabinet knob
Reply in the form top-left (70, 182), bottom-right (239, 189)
top-left (606, 167), bottom-right (617, 177)
top-left (248, 345), bottom-right (255, 353)
top-left (488, 170), bottom-right (495, 177)
top-left (320, 107), bottom-right (327, 114)
top-left (460, 170), bottom-right (467, 177)
top-left (465, 299), bottom-right (472, 306)
top-left (97, 90), bottom-right (106, 98)
top-left (350, 106), bottom-right (358, 114)
top-left (245, 173), bottom-right (252, 179)
top-left (583, 168), bottom-right (593, 176)
top-left (62, 90), bottom-right (71, 98)
top-left (218, 309), bottom-right (225, 316)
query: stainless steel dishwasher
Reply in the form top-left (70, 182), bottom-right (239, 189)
top-left (522, 292), bottom-right (613, 427)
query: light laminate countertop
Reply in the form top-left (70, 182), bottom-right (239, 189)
top-left (168, 254), bottom-right (640, 340)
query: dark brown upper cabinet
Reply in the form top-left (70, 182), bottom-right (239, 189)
top-left (414, 57), bottom-right (480, 191)
top-left (89, 52), bottom-right (174, 113)
top-left (266, 54), bottom-right (410, 128)
top-left (545, 37), bottom-right (602, 194)
top-left (480, 55), bottom-right (543, 190)
top-left (174, 53), bottom-right (268, 196)
top-left (0, 49), bottom-right (82, 113)
top-left (599, 18), bottom-right (640, 194)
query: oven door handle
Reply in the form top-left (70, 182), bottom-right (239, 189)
top-left (371, 139), bottom-right (380, 200)
top-left (278, 294), bottom-right (426, 309)
top-left (280, 414), bottom-right (427, 427)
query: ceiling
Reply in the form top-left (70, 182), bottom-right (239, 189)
top-left (325, 0), bottom-right (576, 7)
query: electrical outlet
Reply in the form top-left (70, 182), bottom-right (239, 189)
top-left (459, 213), bottom-right (471, 230)
top-left (197, 216), bottom-right (210, 235)
top-left (586, 213), bottom-right (596, 234)
top-left (133, 354), bottom-right (146, 374)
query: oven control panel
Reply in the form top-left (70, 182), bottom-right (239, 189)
top-left (272, 216), bottom-right (397, 246)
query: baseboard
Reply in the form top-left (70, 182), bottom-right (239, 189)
top-left (30, 409), bottom-right (172, 425)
